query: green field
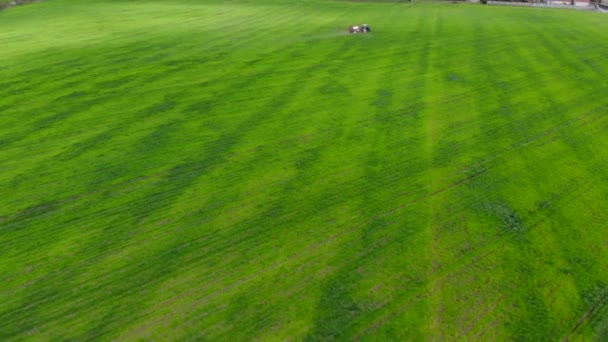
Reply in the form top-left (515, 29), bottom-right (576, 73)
top-left (2, 0), bottom-right (608, 340)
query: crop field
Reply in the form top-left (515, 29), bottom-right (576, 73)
top-left (2, 0), bottom-right (608, 340)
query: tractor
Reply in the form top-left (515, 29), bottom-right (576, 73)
top-left (348, 24), bottom-right (371, 34)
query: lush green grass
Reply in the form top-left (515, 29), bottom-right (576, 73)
top-left (2, 0), bottom-right (608, 340)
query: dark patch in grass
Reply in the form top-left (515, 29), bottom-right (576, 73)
top-left (483, 201), bottom-right (526, 234)
top-left (163, 60), bottom-right (191, 69)
top-left (0, 132), bottom-right (21, 149)
top-left (372, 89), bottom-right (397, 125)
top-left (5, 200), bottom-right (60, 226)
top-left (494, 80), bottom-right (508, 90)
top-left (7, 84), bottom-right (36, 96)
top-left (306, 277), bottom-right (361, 341)
top-left (34, 109), bottom-right (76, 130)
top-left (53, 91), bottom-right (88, 103)
top-left (184, 99), bottom-right (214, 116)
top-left (511, 291), bottom-right (554, 340)
top-left (448, 72), bottom-right (463, 82)
top-left (361, 216), bottom-right (396, 248)
top-left (96, 77), bottom-right (131, 90)
top-left (60, 81), bottom-right (82, 90)
top-left (53, 58), bottom-right (87, 70)
top-left (372, 88), bottom-right (392, 109)
top-left (113, 56), bottom-right (136, 64)
top-left (76, 304), bottom-right (120, 341)
top-left (129, 118), bottom-right (254, 222)
top-left (318, 80), bottom-right (350, 95)
top-left (582, 284), bottom-right (608, 307)
top-left (294, 147), bottom-right (321, 170)
top-left (499, 104), bottom-right (514, 116)
top-left (223, 288), bottom-right (280, 339)
top-left (139, 52), bottom-right (170, 63)
top-left (305, 206), bottom-right (416, 341)
top-left (0, 104), bottom-right (11, 114)
top-left (0, 286), bottom-right (48, 340)
top-left (139, 99), bottom-right (177, 118)
top-left (87, 163), bottom-right (129, 189)
top-left (16, 66), bottom-right (49, 78)
top-left (582, 58), bottom-right (603, 76)
top-left (33, 100), bottom-right (94, 129)
top-left (59, 130), bottom-right (117, 161)
top-left (136, 122), bottom-right (178, 153)
top-left (244, 58), bottom-right (261, 67)
top-left (433, 140), bottom-right (463, 167)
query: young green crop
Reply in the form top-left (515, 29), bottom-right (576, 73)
top-left (2, 0), bottom-right (608, 340)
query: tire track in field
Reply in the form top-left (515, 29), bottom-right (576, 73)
top-left (419, 9), bottom-right (452, 340)
top-left (560, 287), bottom-right (608, 341)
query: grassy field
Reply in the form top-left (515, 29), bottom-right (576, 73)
top-left (2, 0), bottom-right (608, 340)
